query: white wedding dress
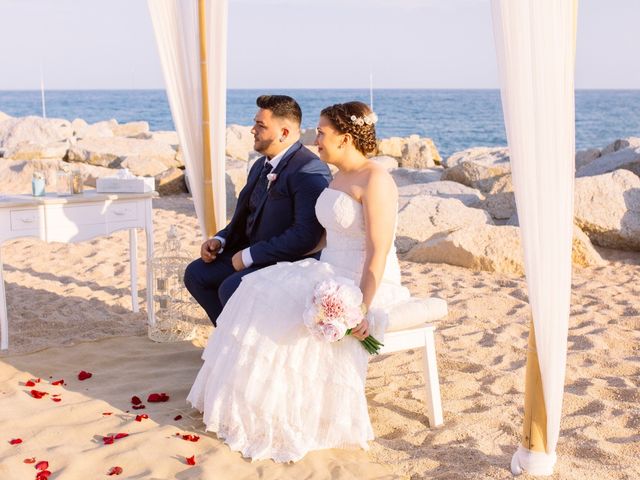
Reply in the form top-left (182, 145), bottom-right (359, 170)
top-left (187, 188), bottom-right (410, 462)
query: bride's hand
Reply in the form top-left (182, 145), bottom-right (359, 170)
top-left (351, 318), bottom-right (369, 340)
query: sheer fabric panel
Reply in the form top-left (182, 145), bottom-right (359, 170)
top-left (491, 0), bottom-right (578, 459)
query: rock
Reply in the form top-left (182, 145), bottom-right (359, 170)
top-left (300, 128), bottom-right (317, 146)
top-left (0, 116), bottom-right (72, 150)
top-left (400, 136), bottom-right (439, 169)
top-left (67, 137), bottom-right (179, 169)
top-left (149, 130), bottom-right (180, 148)
top-left (575, 148), bottom-right (601, 170)
top-left (71, 118), bottom-right (89, 137)
top-left (478, 191), bottom-right (517, 221)
top-left (155, 167), bottom-right (186, 195)
top-left (226, 158), bottom-right (248, 196)
top-left (4, 140), bottom-right (70, 160)
top-left (378, 135), bottom-right (442, 168)
top-left (119, 156), bottom-right (169, 177)
top-left (406, 223), bottom-right (604, 274)
top-left (574, 169), bottom-right (640, 250)
top-left (398, 181), bottom-right (484, 209)
top-left (441, 160), bottom-right (511, 194)
top-left (0, 111), bottom-right (13, 122)
top-left (600, 137), bottom-right (640, 156)
top-left (390, 167), bottom-right (442, 187)
top-left (407, 224), bottom-right (525, 274)
top-left (396, 196), bottom-right (492, 253)
top-left (0, 158), bottom-right (66, 194)
top-left (225, 124), bottom-right (255, 161)
top-left (370, 155), bottom-right (398, 170)
top-left (443, 146), bottom-right (510, 171)
top-left (112, 121), bottom-right (149, 138)
top-left (572, 225), bottom-right (606, 268)
top-left (80, 120), bottom-right (117, 139)
top-left (576, 145), bottom-right (640, 178)
top-left (377, 137), bottom-right (404, 158)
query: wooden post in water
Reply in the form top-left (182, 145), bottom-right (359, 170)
top-left (522, 318), bottom-right (548, 453)
top-left (198, 0), bottom-right (217, 236)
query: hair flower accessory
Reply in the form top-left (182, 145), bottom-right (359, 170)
top-left (350, 112), bottom-right (378, 127)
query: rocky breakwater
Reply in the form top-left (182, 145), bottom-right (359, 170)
top-left (392, 138), bottom-right (640, 274)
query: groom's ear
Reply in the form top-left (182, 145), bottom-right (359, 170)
top-left (279, 127), bottom-right (290, 142)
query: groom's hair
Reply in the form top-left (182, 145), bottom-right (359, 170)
top-left (256, 95), bottom-right (302, 126)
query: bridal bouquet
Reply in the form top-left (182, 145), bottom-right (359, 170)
top-left (303, 278), bottom-right (383, 355)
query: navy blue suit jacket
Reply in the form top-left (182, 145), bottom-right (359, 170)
top-left (216, 142), bottom-right (332, 266)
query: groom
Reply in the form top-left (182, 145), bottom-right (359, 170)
top-left (184, 95), bottom-right (332, 326)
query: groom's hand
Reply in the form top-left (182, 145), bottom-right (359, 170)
top-left (231, 251), bottom-right (245, 271)
top-left (201, 238), bottom-right (222, 263)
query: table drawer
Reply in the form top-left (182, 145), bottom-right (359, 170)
top-left (46, 204), bottom-right (106, 227)
top-left (106, 202), bottom-right (138, 223)
top-left (10, 208), bottom-right (40, 231)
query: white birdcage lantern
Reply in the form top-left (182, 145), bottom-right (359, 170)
top-left (148, 225), bottom-right (209, 342)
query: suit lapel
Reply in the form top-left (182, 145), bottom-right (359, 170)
top-left (250, 142), bottom-right (302, 232)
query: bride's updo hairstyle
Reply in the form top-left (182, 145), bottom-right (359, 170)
top-left (320, 101), bottom-right (378, 156)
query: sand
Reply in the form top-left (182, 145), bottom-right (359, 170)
top-left (1, 194), bottom-right (639, 479)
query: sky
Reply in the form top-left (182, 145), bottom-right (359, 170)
top-left (0, 0), bottom-right (638, 90)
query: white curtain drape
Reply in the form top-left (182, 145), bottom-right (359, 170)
top-left (148, 0), bottom-right (227, 238)
top-left (491, 0), bottom-right (578, 473)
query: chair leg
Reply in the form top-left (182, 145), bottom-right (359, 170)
top-left (422, 327), bottom-right (443, 427)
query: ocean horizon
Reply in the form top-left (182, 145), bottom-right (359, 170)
top-left (1, 88), bottom-right (639, 159)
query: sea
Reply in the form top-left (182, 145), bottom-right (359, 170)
top-left (1, 89), bottom-right (639, 159)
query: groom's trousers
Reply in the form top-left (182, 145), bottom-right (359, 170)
top-left (183, 252), bottom-right (261, 326)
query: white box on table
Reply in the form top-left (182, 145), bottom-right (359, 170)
top-left (96, 176), bottom-right (155, 193)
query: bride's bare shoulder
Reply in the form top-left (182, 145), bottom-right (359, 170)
top-left (363, 162), bottom-right (397, 197)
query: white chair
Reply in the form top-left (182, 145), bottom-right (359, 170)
top-left (379, 297), bottom-right (447, 428)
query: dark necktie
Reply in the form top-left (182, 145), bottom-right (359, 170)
top-left (245, 161), bottom-right (274, 237)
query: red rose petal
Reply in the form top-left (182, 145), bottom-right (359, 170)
top-left (24, 457), bottom-right (36, 464)
top-left (131, 395), bottom-right (142, 405)
top-left (103, 436), bottom-right (114, 445)
top-left (52, 398), bottom-right (62, 403)
top-left (186, 455), bottom-right (196, 466)
top-left (30, 390), bottom-right (48, 399)
top-left (132, 404), bottom-right (146, 410)
top-left (25, 380), bottom-right (36, 387)
top-left (35, 460), bottom-right (49, 471)
top-left (114, 433), bottom-right (129, 440)
top-left (108, 466), bottom-right (123, 476)
top-left (51, 379), bottom-right (64, 386)
top-left (36, 471), bottom-right (52, 480)
top-left (103, 412), bottom-right (113, 416)
top-left (173, 415), bottom-right (182, 421)
top-left (135, 414), bottom-right (149, 422)
top-left (147, 393), bottom-right (169, 403)
top-left (9, 438), bottom-right (22, 445)
top-left (78, 371), bottom-right (92, 381)
top-left (181, 434), bottom-right (200, 442)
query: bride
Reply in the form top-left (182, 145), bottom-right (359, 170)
top-left (187, 101), bottom-right (410, 462)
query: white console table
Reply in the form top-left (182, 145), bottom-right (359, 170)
top-left (0, 191), bottom-right (156, 350)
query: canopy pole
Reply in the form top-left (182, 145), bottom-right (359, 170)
top-left (199, 0), bottom-right (217, 236)
top-left (522, 318), bottom-right (548, 452)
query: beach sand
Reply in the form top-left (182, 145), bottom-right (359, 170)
top-left (1, 194), bottom-right (639, 479)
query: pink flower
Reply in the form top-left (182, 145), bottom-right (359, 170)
top-left (321, 322), bottom-right (347, 342)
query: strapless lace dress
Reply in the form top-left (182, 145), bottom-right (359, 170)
top-left (187, 188), bottom-right (410, 462)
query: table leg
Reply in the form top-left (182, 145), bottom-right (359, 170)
top-left (0, 248), bottom-right (8, 350)
top-left (129, 228), bottom-right (139, 313)
top-left (145, 202), bottom-right (155, 327)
